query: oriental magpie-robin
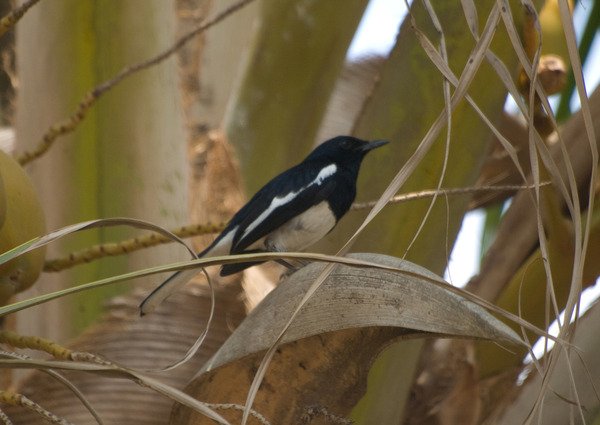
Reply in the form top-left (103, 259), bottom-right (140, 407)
top-left (140, 136), bottom-right (388, 314)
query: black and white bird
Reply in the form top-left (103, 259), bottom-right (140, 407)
top-left (140, 136), bottom-right (388, 315)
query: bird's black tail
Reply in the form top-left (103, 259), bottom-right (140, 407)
top-left (139, 268), bottom-right (201, 316)
top-left (139, 240), bottom-right (267, 314)
top-left (138, 242), bottom-right (218, 316)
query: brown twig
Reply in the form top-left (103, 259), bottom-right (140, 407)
top-left (43, 222), bottom-right (227, 272)
top-left (0, 0), bottom-right (41, 38)
top-left (43, 183), bottom-right (549, 272)
top-left (0, 390), bottom-right (74, 425)
top-left (0, 330), bottom-right (72, 361)
top-left (351, 182), bottom-right (550, 210)
top-left (17, 0), bottom-right (257, 165)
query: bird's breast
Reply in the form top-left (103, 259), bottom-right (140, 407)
top-left (264, 201), bottom-right (336, 252)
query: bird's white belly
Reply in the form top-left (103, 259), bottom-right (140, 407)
top-left (264, 201), bottom-right (336, 252)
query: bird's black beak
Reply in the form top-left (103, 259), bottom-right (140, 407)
top-left (361, 139), bottom-right (389, 152)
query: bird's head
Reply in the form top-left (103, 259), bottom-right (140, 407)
top-left (306, 136), bottom-right (389, 167)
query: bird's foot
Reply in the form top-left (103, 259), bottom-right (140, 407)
top-left (276, 259), bottom-right (310, 280)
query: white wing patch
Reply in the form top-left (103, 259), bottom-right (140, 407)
top-left (240, 163), bottom-right (337, 243)
top-left (314, 163), bottom-right (337, 184)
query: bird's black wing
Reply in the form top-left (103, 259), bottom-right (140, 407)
top-left (229, 162), bottom-right (338, 253)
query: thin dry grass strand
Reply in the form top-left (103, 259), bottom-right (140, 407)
top-left (563, 349), bottom-right (587, 424)
top-left (16, 0), bottom-right (257, 165)
top-left (525, 346), bottom-right (577, 425)
top-left (0, 358), bottom-right (232, 425)
top-left (239, 259), bottom-right (340, 424)
top-left (406, 2), bottom-right (530, 272)
top-left (174, 252), bottom-right (564, 341)
top-left (405, 0), bottom-right (454, 256)
top-left (482, 52), bottom-right (534, 179)
top-left (528, 17), bottom-right (565, 333)
top-left (402, 0), bottom-right (453, 259)
top-left (521, 7), bottom-right (571, 415)
top-left (558, 10), bottom-right (600, 416)
top-left (412, 4), bottom-right (533, 188)
top-left (504, 0), bottom-right (575, 321)
top-left (441, 193), bottom-right (454, 285)
top-left (556, 0), bottom-right (599, 340)
top-left (460, 0), bottom-right (479, 36)
top-left (411, 6), bottom-right (589, 417)
top-left (554, 0), bottom-right (597, 419)
top-left (497, 0), bottom-right (534, 76)
top-left (154, 268), bottom-right (216, 372)
top-left (0, 260), bottom-right (201, 317)
top-left (0, 249), bottom-right (552, 344)
top-left (480, 51), bottom-right (580, 344)
top-left (369, 0), bottom-right (499, 235)
top-left (573, 348), bottom-right (600, 404)
top-left (0, 351), bottom-right (104, 425)
top-left (501, 1), bottom-right (594, 421)
top-left (426, 1), bottom-right (592, 396)
top-left (499, 1), bottom-right (564, 353)
top-left (39, 219), bottom-right (218, 370)
top-left (516, 258), bottom-right (552, 378)
top-left (124, 369), bottom-right (234, 425)
top-left (353, 1), bottom-right (498, 250)
top-left (495, 0), bottom-right (549, 215)
top-left (525, 0), bottom-right (583, 353)
top-left (0, 218), bottom-right (206, 319)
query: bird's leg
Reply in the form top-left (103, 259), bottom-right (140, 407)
top-left (265, 242), bottom-right (309, 278)
top-left (280, 259), bottom-right (313, 281)
top-left (278, 262), bottom-right (300, 281)
top-left (276, 259), bottom-right (298, 270)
